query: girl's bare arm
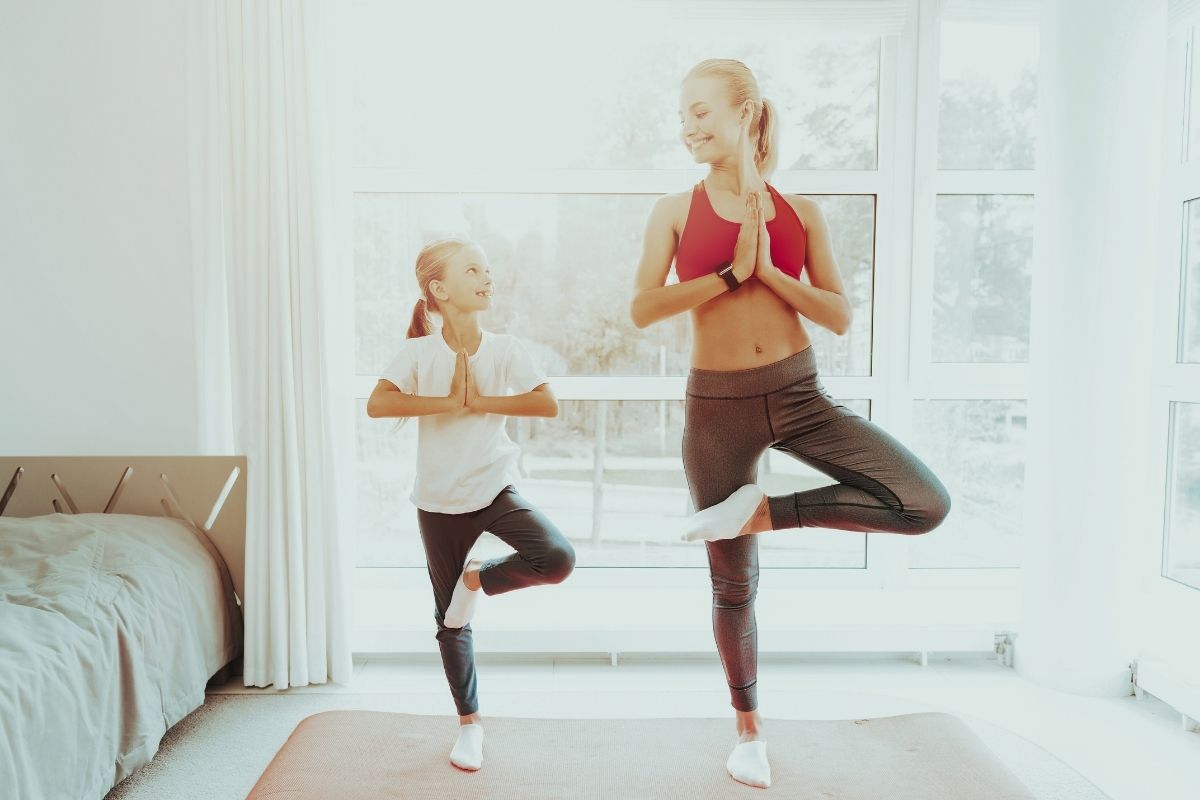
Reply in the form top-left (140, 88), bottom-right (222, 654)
top-left (365, 380), bottom-right (457, 418)
top-left (470, 384), bottom-right (558, 418)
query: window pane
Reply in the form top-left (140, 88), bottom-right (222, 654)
top-left (765, 40), bottom-right (880, 171)
top-left (1165, 402), bottom-right (1200, 590)
top-left (355, 193), bottom-right (875, 378)
top-left (356, 398), bottom-right (873, 569)
top-left (356, 398), bottom-right (420, 567)
top-left (1181, 199), bottom-right (1200, 363)
top-left (932, 195), bottom-right (1033, 363)
top-left (351, 7), bottom-right (879, 171)
top-left (1189, 28), bottom-right (1200, 162)
top-left (938, 20), bottom-right (1038, 170)
top-left (515, 400), bottom-right (695, 568)
top-left (805, 195), bottom-right (876, 376)
top-left (908, 400), bottom-right (1027, 568)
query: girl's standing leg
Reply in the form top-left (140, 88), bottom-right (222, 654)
top-left (417, 508), bottom-right (486, 719)
top-left (417, 486), bottom-right (574, 773)
top-left (418, 486), bottom-right (576, 716)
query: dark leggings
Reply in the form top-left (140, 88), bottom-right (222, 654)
top-left (417, 485), bottom-right (576, 716)
top-left (682, 346), bottom-right (952, 712)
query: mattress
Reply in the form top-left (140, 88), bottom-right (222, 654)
top-left (0, 512), bottom-right (242, 800)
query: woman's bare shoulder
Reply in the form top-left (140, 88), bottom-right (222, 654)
top-left (780, 192), bottom-right (824, 231)
top-left (648, 189), bottom-right (694, 233)
top-left (780, 192), bottom-right (817, 215)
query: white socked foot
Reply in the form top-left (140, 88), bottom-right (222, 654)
top-left (443, 560), bottom-right (482, 629)
top-left (450, 723), bottom-right (484, 771)
top-left (682, 484), bottom-right (766, 543)
top-left (726, 739), bottom-right (771, 788)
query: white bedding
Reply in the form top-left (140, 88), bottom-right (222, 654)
top-left (0, 513), bottom-right (241, 800)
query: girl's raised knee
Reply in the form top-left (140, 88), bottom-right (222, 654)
top-left (541, 543), bottom-right (576, 583)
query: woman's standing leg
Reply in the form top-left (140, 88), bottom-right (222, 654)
top-left (683, 394), bottom-right (772, 712)
top-left (682, 392), bottom-right (775, 787)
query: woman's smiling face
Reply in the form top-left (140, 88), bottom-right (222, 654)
top-left (678, 75), bottom-right (751, 165)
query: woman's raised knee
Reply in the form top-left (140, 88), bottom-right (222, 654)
top-left (902, 480), bottom-right (952, 535)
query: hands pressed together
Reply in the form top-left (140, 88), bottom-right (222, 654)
top-left (449, 350), bottom-right (480, 411)
top-left (730, 189), bottom-right (775, 286)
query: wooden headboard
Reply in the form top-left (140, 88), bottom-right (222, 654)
top-left (0, 456), bottom-right (247, 605)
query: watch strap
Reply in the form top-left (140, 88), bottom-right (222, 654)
top-left (716, 262), bottom-right (741, 292)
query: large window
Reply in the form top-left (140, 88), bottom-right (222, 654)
top-left (1160, 17), bottom-right (1200, 592)
top-left (906, 6), bottom-right (1037, 569)
top-left (340, 0), bottom-right (1037, 643)
top-left (350, 5), bottom-right (894, 573)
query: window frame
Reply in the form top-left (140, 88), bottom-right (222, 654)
top-left (332, 0), bottom-right (1031, 651)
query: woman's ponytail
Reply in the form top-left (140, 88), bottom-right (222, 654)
top-left (755, 97), bottom-right (778, 179)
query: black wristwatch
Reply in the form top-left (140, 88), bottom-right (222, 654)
top-left (716, 262), bottom-right (741, 292)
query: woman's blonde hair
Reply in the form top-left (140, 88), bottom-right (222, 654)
top-left (684, 59), bottom-right (779, 179)
top-left (407, 237), bottom-right (475, 338)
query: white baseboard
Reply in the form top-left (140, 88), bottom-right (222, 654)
top-left (352, 624), bottom-right (1001, 662)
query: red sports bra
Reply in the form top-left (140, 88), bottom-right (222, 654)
top-left (674, 181), bottom-right (807, 283)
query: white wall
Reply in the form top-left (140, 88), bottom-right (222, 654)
top-left (0, 0), bottom-right (198, 455)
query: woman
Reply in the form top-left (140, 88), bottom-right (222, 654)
top-left (630, 59), bottom-right (951, 790)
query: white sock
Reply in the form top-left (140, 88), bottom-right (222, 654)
top-left (726, 739), bottom-right (771, 789)
top-left (443, 567), bottom-right (480, 629)
top-left (449, 723), bottom-right (484, 771)
top-left (682, 484), bottom-right (765, 542)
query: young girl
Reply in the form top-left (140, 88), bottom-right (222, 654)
top-left (631, 60), bottom-right (951, 789)
top-left (366, 237), bottom-right (576, 772)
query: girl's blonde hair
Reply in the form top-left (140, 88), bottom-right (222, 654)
top-left (406, 237), bottom-right (475, 339)
top-left (392, 237), bottom-right (475, 431)
top-left (684, 59), bottom-right (779, 179)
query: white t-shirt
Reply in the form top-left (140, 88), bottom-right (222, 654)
top-left (380, 329), bottom-right (549, 514)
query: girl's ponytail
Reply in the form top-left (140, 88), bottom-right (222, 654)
top-left (408, 297), bottom-right (433, 339)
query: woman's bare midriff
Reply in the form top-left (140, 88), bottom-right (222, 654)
top-left (690, 280), bottom-right (812, 371)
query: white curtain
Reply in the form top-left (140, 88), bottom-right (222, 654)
top-left (185, 0), bottom-right (351, 689)
top-left (1015, 0), bottom-right (1166, 694)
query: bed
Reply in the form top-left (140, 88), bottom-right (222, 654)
top-left (0, 456), bottom-right (246, 800)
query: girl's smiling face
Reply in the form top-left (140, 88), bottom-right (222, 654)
top-left (429, 243), bottom-right (494, 313)
top-left (678, 75), bottom-right (753, 166)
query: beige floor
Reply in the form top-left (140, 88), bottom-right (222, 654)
top-left (210, 653), bottom-right (1200, 800)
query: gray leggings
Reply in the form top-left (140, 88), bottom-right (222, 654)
top-left (682, 346), bottom-right (952, 712)
top-left (417, 485), bottom-right (575, 716)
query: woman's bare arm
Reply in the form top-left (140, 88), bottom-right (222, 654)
top-left (630, 195), bottom-right (730, 329)
top-left (757, 196), bottom-right (852, 335)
